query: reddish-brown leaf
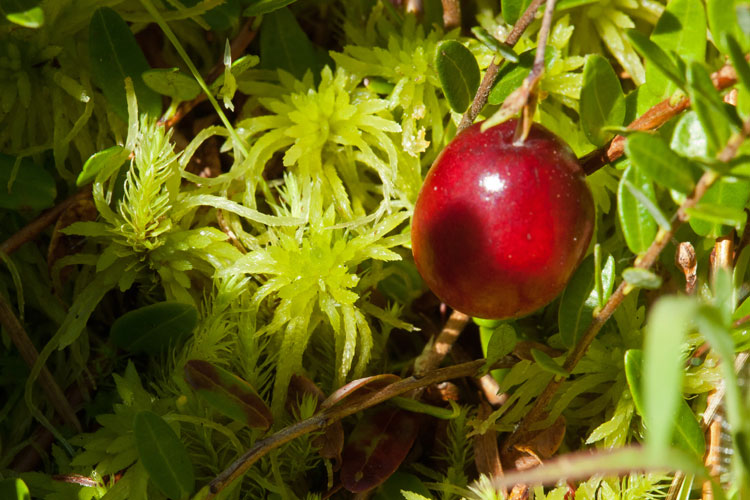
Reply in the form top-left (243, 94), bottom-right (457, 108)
top-left (340, 408), bottom-right (421, 493)
top-left (184, 360), bottom-right (272, 430)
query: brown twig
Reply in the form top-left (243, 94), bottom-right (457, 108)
top-left (0, 186), bottom-right (91, 257)
top-left (413, 309), bottom-right (470, 379)
top-left (457, 0), bottom-right (546, 133)
top-left (581, 62), bottom-right (739, 175)
top-left (0, 292), bottom-right (81, 433)
top-left (503, 116), bottom-right (750, 452)
top-left (207, 357), bottom-right (517, 498)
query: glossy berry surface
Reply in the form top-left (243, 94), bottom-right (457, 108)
top-left (411, 119), bottom-right (595, 319)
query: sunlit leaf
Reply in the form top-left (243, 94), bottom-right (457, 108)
top-left (77, 145), bottom-right (130, 187)
top-left (625, 132), bottom-right (696, 194)
top-left (580, 55), bottom-right (626, 146)
top-left (618, 164), bottom-right (659, 254)
top-left (435, 40), bottom-right (480, 113)
top-left (0, 478), bottom-right (30, 500)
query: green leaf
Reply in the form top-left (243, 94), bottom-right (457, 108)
top-left (244, 0), bottom-right (298, 16)
top-left (184, 360), bottom-right (273, 430)
top-left (0, 478), bottom-right (30, 500)
top-left (626, 30), bottom-right (685, 91)
top-left (142, 68), bottom-right (201, 101)
top-left (580, 55), bottom-right (626, 146)
top-left (483, 323), bottom-right (517, 373)
top-left (488, 50), bottom-right (534, 105)
top-left (645, 0), bottom-right (706, 99)
top-left (1, 0), bottom-right (43, 27)
top-left (685, 200), bottom-right (749, 234)
top-left (88, 7), bottom-right (161, 120)
top-left (687, 62), bottom-right (735, 154)
top-left (110, 302), bottom-right (199, 354)
top-left (134, 411), bottom-right (195, 500)
top-left (618, 164), bottom-right (659, 254)
top-left (0, 153), bottom-right (56, 211)
top-left (501, 0), bottom-right (533, 25)
top-left (559, 254), bottom-right (614, 348)
top-left (259, 7), bottom-right (317, 80)
top-left (435, 40), bottom-right (480, 113)
top-left (77, 145), bottom-right (130, 187)
top-left (670, 111), bottom-right (709, 158)
top-left (622, 268), bottom-right (663, 289)
top-left (688, 176), bottom-right (750, 236)
top-left (624, 349), bottom-right (705, 458)
top-left (625, 132), bottom-right (696, 193)
top-left (726, 34), bottom-right (750, 94)
top-left (707, 0), bottom-right (750, 54)
top-left (471, 27), bottom-right (518, 63)
top-left (531, 348), bottom-right (568, 378)
top-left (641, 297), bottom-right (696, 458)
top-left (622, 177), bottom-right (670, 229)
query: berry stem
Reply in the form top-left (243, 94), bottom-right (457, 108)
top-left (458, 0), bottom-right (547, 133)
top-left (503, 116), bottom-right (750, 452)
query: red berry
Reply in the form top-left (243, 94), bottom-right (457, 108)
top-left (411, 119), bottom-right (595, 319)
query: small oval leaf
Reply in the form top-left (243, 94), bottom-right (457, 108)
top-left (77, 145), bottom-right (129, 187)
top-left (110, 301), bottom-right (198, 353)
top-left (0, 153), bottom-right (56, 211)
top-left (531, 348), bottom-right (569, 378)
top-left (259, 7), bottom-right (318, 80)
top-left (341, 408), bottom-right (421, 493)
top-left (435, 40), bottom-right (480, 113)
top-left (618, 163), bottom-right (659, 255)
top-left (558, 255), bottom-right (596, 348)
top-left (142, 68), bottom-right (201, 101)
top-left (134, 411), bottom-right (195, 499)
top-left (625, 132), bottom-right (696, 194)
top-left (580, 54), bottom-right (626, 146)
top-left (185, 360), bottom-right (273, 430)
top-left (622, 268), bottom-right (663, 289)
top-left (88, 7), bottom-right (161, 120)
top-left (483, 323), bottom-right (517, 373)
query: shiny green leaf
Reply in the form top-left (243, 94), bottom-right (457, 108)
top-left (1, 0), bottom-right (43, 27)
top-left (259, 7), bottom-right (317, 80)
top-left (110, 302), bottom-right (198, 353)
top-left (726, 34), bottom-right (750, 94)
top-left (618, 164), bottom-right (659, 254)
top-left (627, 30), bottom-right (685, 91)
top-left (645, 0), bottom-right (706, 99)
top-left (622, 177), bottom-right (670, 229)
top-left (488, 50), bottom-right (534, 105)
top-left (77, 145), bottom-right (129, 187)
top-left (501, 0), bottom-right (533, 25)
top-left (687, 62), bottom-right (734, 154)
top-left (641, 297), bottom-right (696, 458)
top-left (435, 40), bottom-right (480, 113)
top-left (685, 200), bottom-right (748, 234)
top-left (184, 360), bottom-right (272, 430)
top-left (134, 411), bottom-right (195, 500)
top-left (580, 55), bottom-right (626, 146)
top-left (622, 268), bottom-right (663, 289)
top-left (0, 153), bottom-right (56, 211)
top-left (670, 111), bottom-right (709, 158)
top-left (625, 132), bottom-right (696, 193)
top-left (707, 0), bottom-right (750, 54)
top-left (142, 68), bottom-right (201, 101)
top-left (624, 349), bottom-right (705, 458)
top-left (88, 7), bottom-right (161, 120)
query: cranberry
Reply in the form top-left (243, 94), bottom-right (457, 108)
top-left (411, 119), bottom-right (595, 319)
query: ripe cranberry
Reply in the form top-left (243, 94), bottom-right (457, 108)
top-left (411, 119), bottom-right (594, 319)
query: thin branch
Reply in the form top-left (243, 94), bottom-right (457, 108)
top-left (0, 186), bottom-right (91, 257)
top-left (457, 0), bottom-right (546, 133)
top-left (503, 116), bottom-right (750, 451)
top-left (413, 309), bottom-right (470, 380)
top-left (207, 357), bottom-right (517, 498)
top-left (0, 292), bottom-right (81, 432)
top-left (582, 62), bottom-right (739, 175)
